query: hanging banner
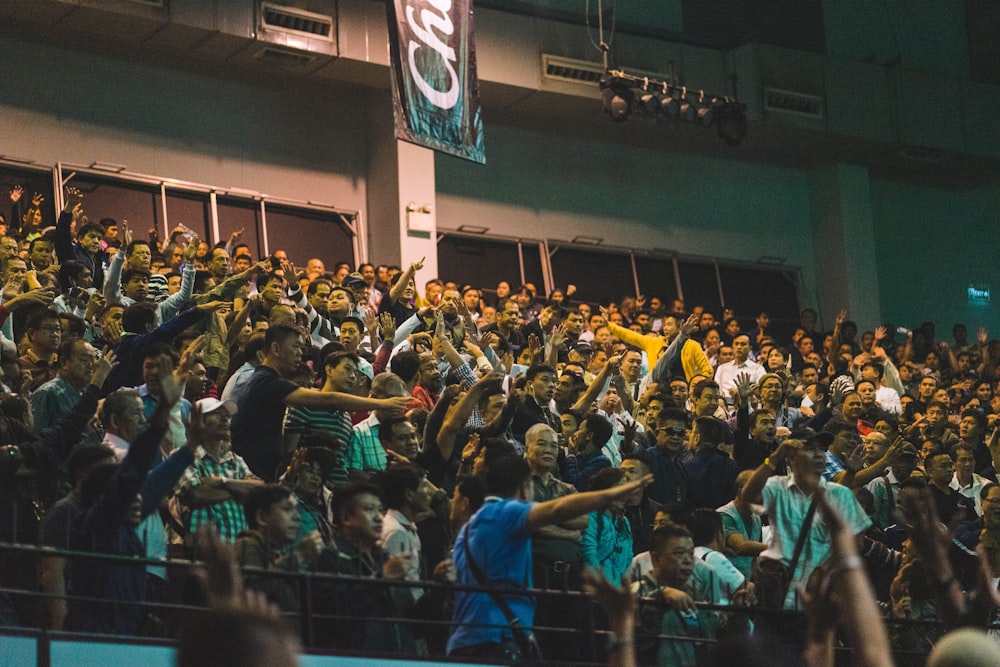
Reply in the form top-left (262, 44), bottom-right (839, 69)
top-left (386, 0), bottom-right (486, 164)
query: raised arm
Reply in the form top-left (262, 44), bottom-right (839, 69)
top-left (388, 257), bottom-right (423, 305)
top-left (527, 474), bottom-right (652, 531)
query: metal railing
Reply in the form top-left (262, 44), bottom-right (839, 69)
top-left (0, 541), bottom-right (953, 665)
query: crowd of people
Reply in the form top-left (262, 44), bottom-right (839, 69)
top-left (2, 183), bottom-right (1000, 666)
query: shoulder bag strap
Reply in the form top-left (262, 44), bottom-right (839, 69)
top-left (782, 497), bottom-right (818, 601)
top-left (460, 524), bottom-right (540, 652)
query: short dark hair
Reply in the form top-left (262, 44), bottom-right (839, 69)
top-left (378, 416), bottom-right (414, 447)
top-left (691, 416), bottom-right (726, 445)
top-left (584, 413), bottom-right (614, 449)
top-left (122, 301), bottom-right (158, 333)
top-left (330, 482), bottom-right (382, 525)
top-left (656, 407), bottom-right (688, 427)
top-left (126, 240), bottom-right (150, 258)
top-left (57, 337), bottom-right (89, 367)
top-left (526, 364), bottom-right (557, 382)
top-left (28, 237), bottom-right (53, 253)
top-left (122, 268), bottom-right (152, 286)
top-left (26, 308), bottom-right (60, 331)
top-left (691, 380), bottom-right (719, 400)
top-left (376, 463), bottom-right (424, 510)
top-left (67, 443), bottom-right (116, 486)
top-left (58, 260), bottom-right (90, 291)
top-left (650, 523), bottom-right (693, 554)
top-left (100, 389), bottom-right (142, 426)
top-left (243, 484), bottom-right (293, 528)
top-left (588, 466), bottom-right (625, 492)
top-left (862, 361), bottom-right (885, 379)
top-left (457, 475), bottom-right (488, 514)
top-left (484, 454), bottom-right (531, 497)
top-left (307, 278), bottom-right (333, 296)
top-left (141, 342), bottom-right (178, 364)
top-left (689, 508), bottom-right (723, 547)
top-left (265, 323), bottom-right (302, 349)
top-left (389, 350), bottom-right (421, 383)
top-left (323, 350), bottom-right (359, 371)
top-left (77, 220), bottom-right (105, 239)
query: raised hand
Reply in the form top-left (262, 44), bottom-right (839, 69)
top-left (979, 327), bottom-right (989, 346)
top-left (378, 312), bottom-right (397, 342)
top-left (91, 348), bottom-right (119, 387)
top-left (120, 220), bottom-right (133, 248)
top-left (31, 192), bottom-right (43, 207)
top-left (183, 235), bottom-right (199, 263)
top-left (843, 442), bottom-right (866, 473)
top-left (599, 305), bottom-right (610, 321)
top-left (835, 308), bottom-right (847, 327)
top-left (734, 372), bottom-right (753, 399)
top-left (9, 185), bottom-right (22, 204)
top-left (874, 325), bottom-right (888, 342)
top-left (410, 257), bottom-right (425, 272)
top-left (63, 186), bottom-right (83, 212)
top-left (680, 313), bottom-right (699, 336)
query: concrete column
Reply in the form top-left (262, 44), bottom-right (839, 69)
top-left (808, 163), bottom-right (881, 330)
top-left (365, 90), bottom-right (439, 286)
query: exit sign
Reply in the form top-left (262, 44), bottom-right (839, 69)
top-left (968, 284), bottom-right (991, 304)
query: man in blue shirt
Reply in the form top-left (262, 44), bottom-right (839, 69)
top-left (448, 454), bottom-right (650, 660)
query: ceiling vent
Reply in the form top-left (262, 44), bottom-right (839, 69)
top-left (252, 45), bottom-right (319, 68)
top-left (260, 2), bottom-right (334, 42)
top-left (764, 88), bottom-right (824, 119)
top-left (541, 54), bottom-right (675, 87)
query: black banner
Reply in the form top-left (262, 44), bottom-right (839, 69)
top-left (386, 0), bottom-right (486, 164)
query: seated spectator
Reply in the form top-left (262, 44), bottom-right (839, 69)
top-left (634, 523), bottom-right (724, 667)
top-left (314, 482), bottom-right (417, 653)
top-left (234, 484), bottom-right (324, 629)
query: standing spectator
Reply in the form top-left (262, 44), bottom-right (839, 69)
top-left (740, 429), bottom-right (871, 610)
top-left (581, 467), bottom-right (633, 585)
top-left (231, 325), bottom-right (409, 481)
top-left (683, 416), bottom-right (738, 509)
top-left (175, 398), bottom-right (263, 546)
top-left (447, 454), bottom-right (648, 660)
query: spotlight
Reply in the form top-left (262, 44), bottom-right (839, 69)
top-left (659, 93), bottom-right (679, 118)
top-left (715, 101), bottom-right (748, 145)
top-left (677, 95), bottom-right (695, 123)
top-left (639, 92), bottom-right (660, 115)
top-left (600, 78), bottom-right (633, 122)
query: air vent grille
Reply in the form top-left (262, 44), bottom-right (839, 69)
top-left (252, 46), bottom-right (318, 68)
top-left (764, 88), bottom-right (824, 118)
top-left (261, 2), bottom-right (334, 41)
top-left (541, 54), bottom-right (674, 88)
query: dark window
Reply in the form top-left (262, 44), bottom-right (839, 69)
top-left (62, 174), bottom-right (157, 243)
top-left (548, 246), bottom-right (634, 306)
top-left (217, 198), bottom-right (263, 260)
top-left (0, 165), bottom-right (56, 236)
top-left (719, 265), bottom-right (800, 341)
top-left (677, 260), bottom-right (721, 316)
top-left (634, 256), bottom-right (679, 305)
top-left (263, 204), bottom-right (355, 268)
top-left (154, 189), bottom-right (211, 251)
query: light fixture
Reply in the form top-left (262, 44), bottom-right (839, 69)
top-left (715, 101), bottom-right (748, 146)
top-left (599, 77), bottom-right (633, 122)
top-left (695, 92), bottom-right (714, 127)
top-left (457, 224), bottom-right (489, 234)
top-left (595, 69), bottom-right (747, 144)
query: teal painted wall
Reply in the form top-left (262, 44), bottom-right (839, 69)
top-left (823, 0), bottom-right (970, 76)
top-left (435, 123), bottom-right (819, 309)
top-left (871, 179), bottom-right (1000, 332)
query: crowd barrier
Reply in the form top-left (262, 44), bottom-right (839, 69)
top-left (0, 541), bottom-right (957, 665)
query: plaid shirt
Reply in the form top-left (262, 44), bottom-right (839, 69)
top-left (346, 413), bottom-right (385, 472)
top-left (823, 450), bottom-right (845, 481)
top-left (178, 446), bottom-right (253, 543)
